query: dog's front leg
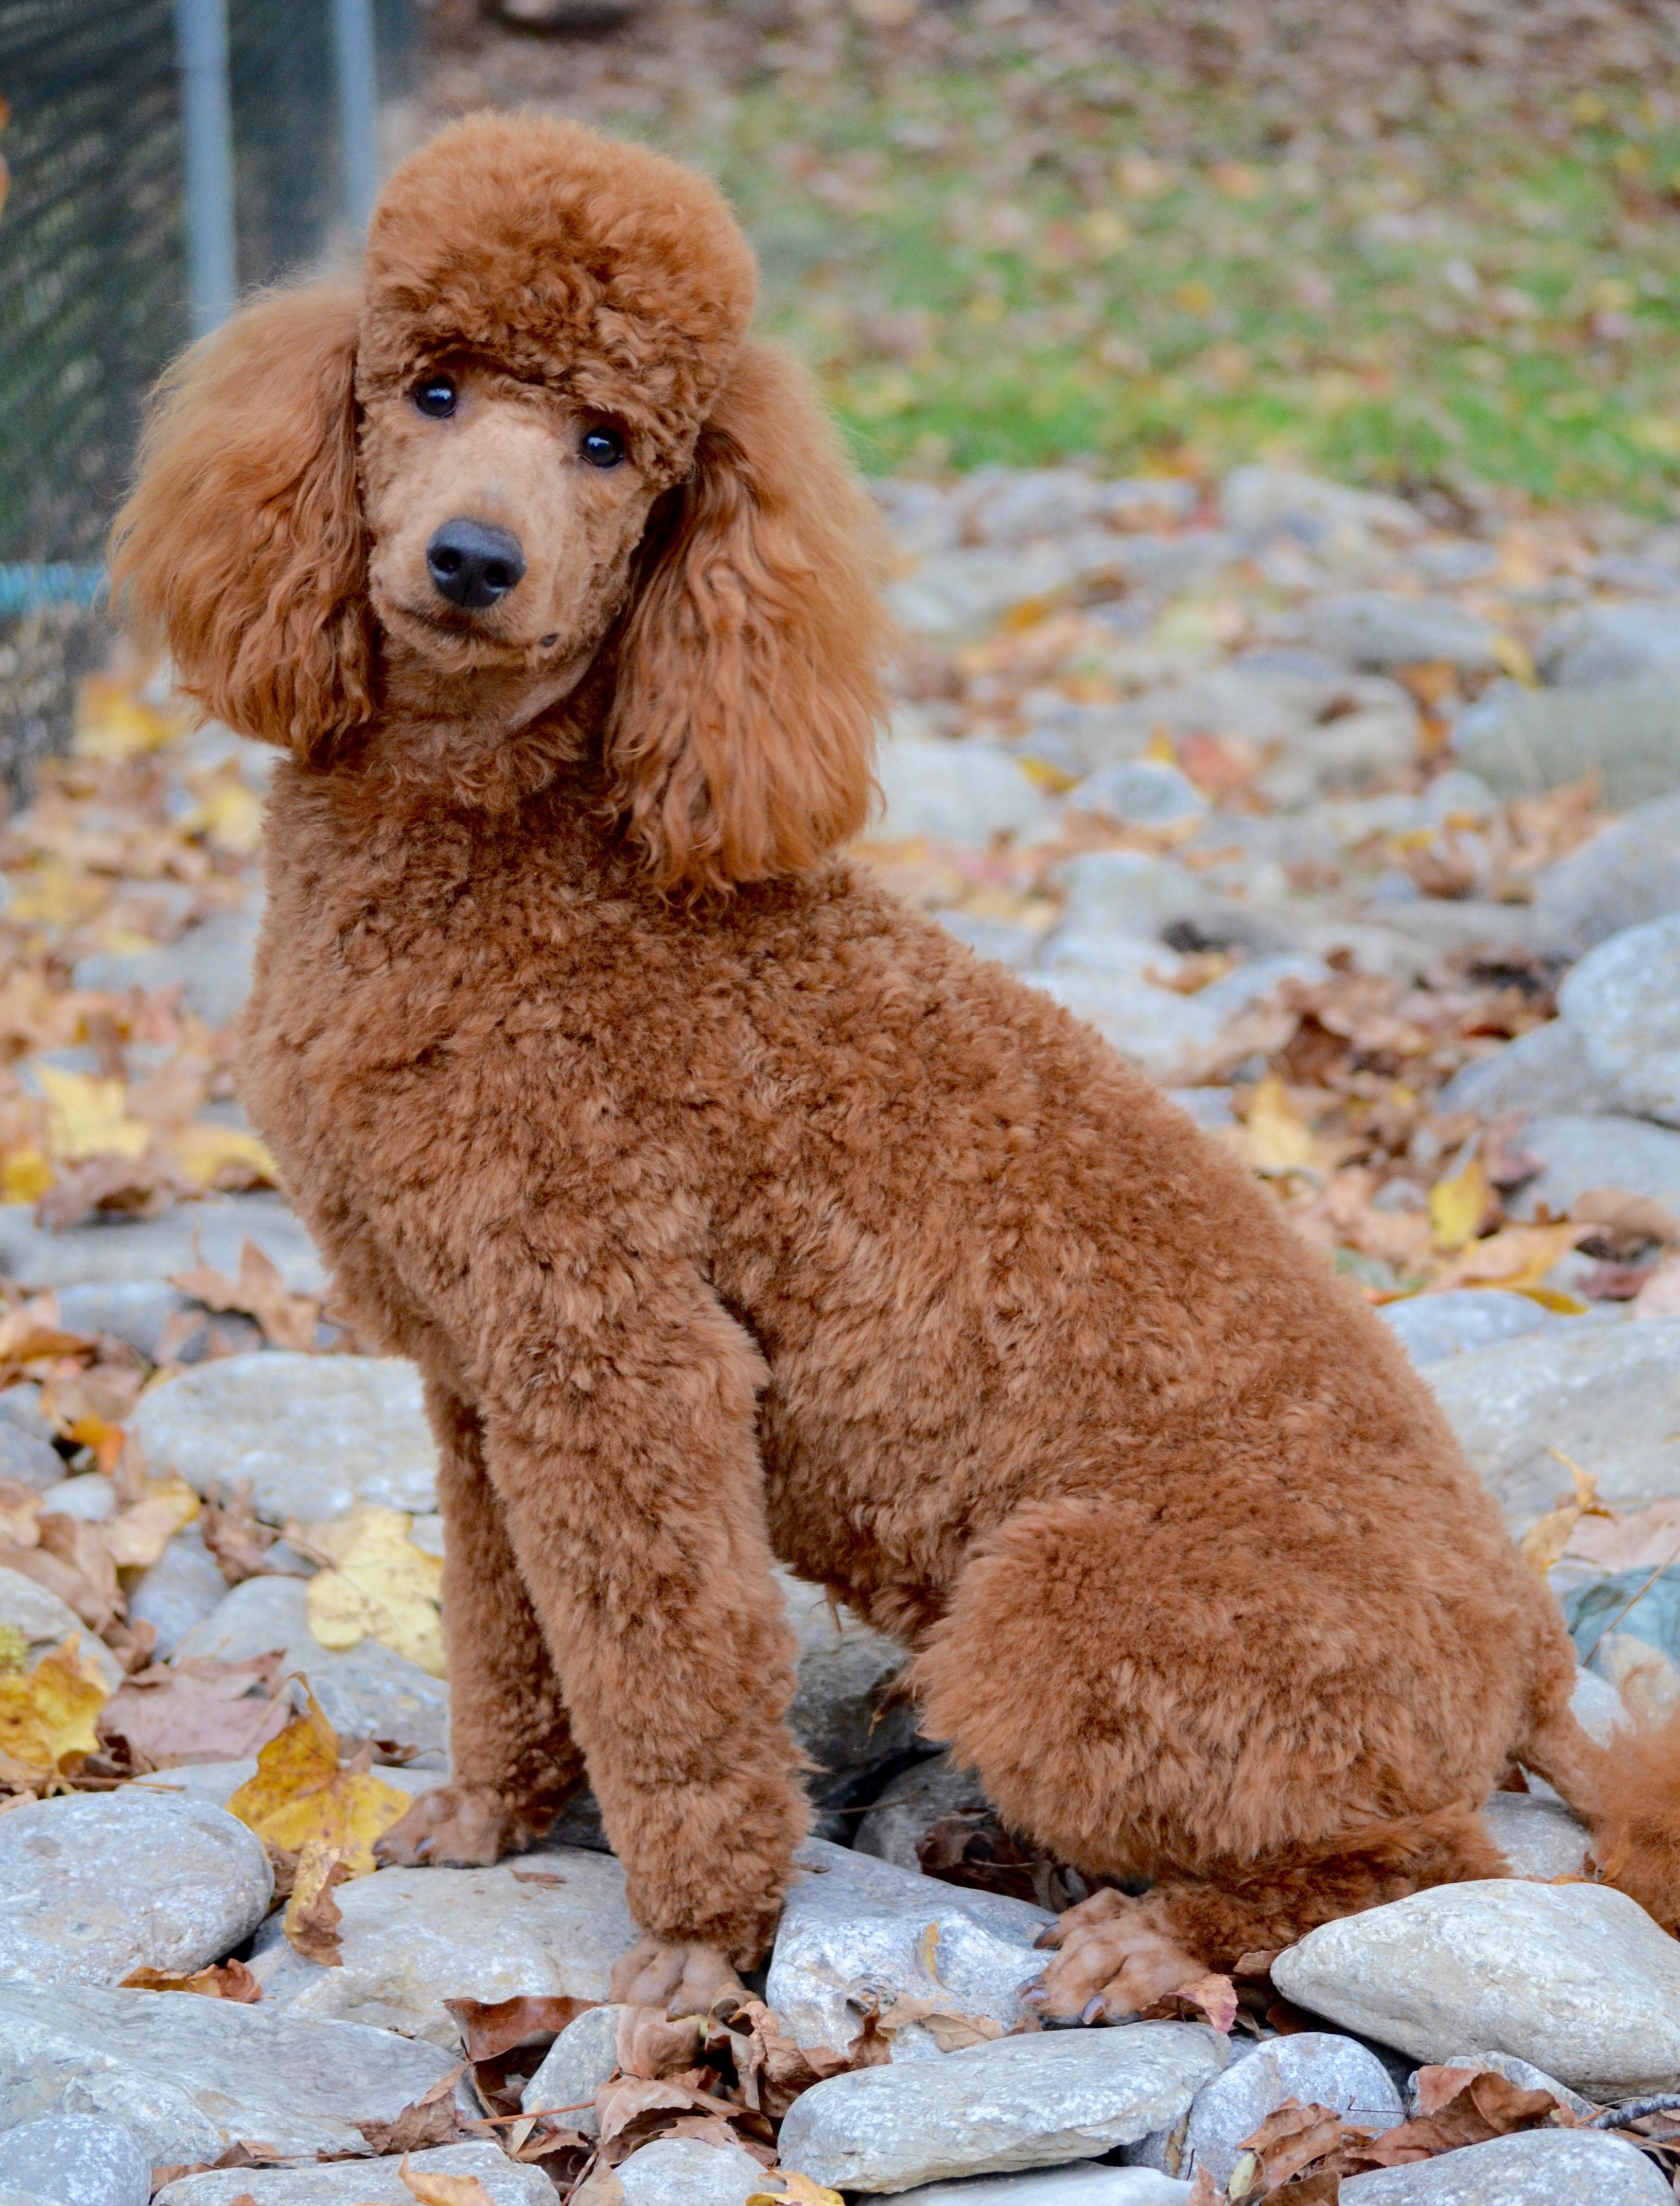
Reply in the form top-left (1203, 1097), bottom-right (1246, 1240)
top-left (475, 1260), bottom-right (810, 2002)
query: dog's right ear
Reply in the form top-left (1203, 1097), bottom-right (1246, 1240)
top-left (109, 285), bottom-right (373, 760)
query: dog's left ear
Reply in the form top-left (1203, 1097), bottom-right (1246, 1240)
top-left (605, 342), bottom-right (888, 894)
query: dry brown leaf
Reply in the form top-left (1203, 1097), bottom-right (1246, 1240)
top-left (121, 1958), bottom-right (261, 2002)
top-left (171, 1238), bottom-right (321, 1353)
top-left (750, 2179), bottom-right (845, 2206)
top-left (445, 1994), bottom-right (598, 2062)
top-left (98, 1654), bottom-right (291, 1771)
top-left (1567, 1497), bottom-right (1680, 1572)
top-left (395, 2152), bottom-right (498, 2206)
top-left (616, 2005), bottom-right (708, 2080)
top-left (100, 1474), bottom-right (199, 1569)
top-left (712, 1997), bottom-right (854, 2118)
top-left (567, 2166), bottom-right (626, 2206)
top-left (36, 1152), bottom-right (186, 1230)
top-left (1137, 1971), bottom-right (1239, 2034)
top-left (198, 1484), bottom-right (293, 1585)
top-left (1, 1512), bottom-right (121, 1631)
top-left (1345, 2066), bottom-right (1563, 2168)
top-left (1235, 2098), bottom-right (1373, 2195)
top-left (1519, 1457), bottom-right (1615, 1576)
top-left (284, 1838), bottom-right (348, 1965)
top-left (868, 1993), bottom-right (1005, 2052)
top-left (1572, 1188), bottom-right (1680, 1244)
top-left (354, 2065), bottom-right (466, 2153)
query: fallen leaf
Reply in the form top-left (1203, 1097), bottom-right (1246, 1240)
top-left (1236, 2098), bottom-right (1373, 2194)
top-left (38, 1066), bottom-right (151, 1163)
top-left (0, 1514), bottom-right (121, 1632)
top-left (355, 2065), bottom-right (465, 2152)
top-left (1566, 1497), bottom-right (1680, 1572)
top-left (100, 1474), bottom-right (199, 1569)
top-left (750, 2178), bottom-right (845, 2206)
top-left (1427, 1154), bottom-right (1492, 1252)
top-left (567, 2166), bottom-right (626, 2206)
top-left (121, 1958), bottom-right (261, 2002)
top-left (396, 2152), bottom-right (498, 2206)
top-left (616, 2006), bottom-right (710, 2080)
top-left (1137, 1972), bottom-right (1239, 2034)
top-left (303, 1506), bottom-right (445, 1676)
top-left (285, 1838), bottom-right (349, 1965)
top-left (711, 1997), bottom-right (854, 2119)
top-left (865, 1993), bottom-right (1005, 2053)
top-left (198, 1484), bottom-right (292, 1585)
top-left (99, 1654), bottom-right (291, 1771)
top-left (510, 1868), bottom-right (567, 1887)
top-left (36, 1152), bottom-right (185, 1229)
top-left (168, 1124), bottom-right (277, 1192)
top-left (1243, 1074), bottom-right (1321, 1172)
top-left (171, 1238), bottom-right (316, 1350)
top-left (1435, 1222), bottom-right (1584, 1294)
top-left (226, 1687), bottom-right (413, 1874)
top-left (0, 1636), bottom-right (108, 1773)
top-left (1519, 1456), bottom-right (1615, 1576)
top-left (445, 1994), bottom-right (598, 2063)
top-left (1572, 1188), bottom-right (1680, 1244)
top-left (1347, 2066), bottom-right (1561, 2166)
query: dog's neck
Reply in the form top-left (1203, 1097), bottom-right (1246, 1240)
top-left (365, 633), bottom-right (611, 810)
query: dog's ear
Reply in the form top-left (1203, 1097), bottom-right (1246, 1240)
top-left (109, 285), bottom-right (372, 761)
top-left (605, 341), bottom-right (888, 894)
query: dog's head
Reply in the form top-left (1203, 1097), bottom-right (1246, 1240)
top-left (111, 115), bottom-right (887, 891)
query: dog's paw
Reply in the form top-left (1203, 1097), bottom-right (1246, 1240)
top-left (1022, 1888), bottom-right (1206, 2024)
top-left (374, 1783), bottom-right (554, 1868)
top-left (609, 1935), bottom-right (744, 2018)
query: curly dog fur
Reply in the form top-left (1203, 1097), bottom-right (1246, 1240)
top-left (112, 112), bottom-right (1680, 2014)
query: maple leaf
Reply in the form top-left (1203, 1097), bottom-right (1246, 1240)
top-left (226, 1686), bottom-right (413, 1874)
top-left (0, 1636), bottom-right (108, 1773)
top-left (445, 1994), bottom-right (599, 2063)
top-left (354, 2065), bottom-right (466, 2152)
top-left (120, 1958), bottom-right (261, 2002)
top-left (168, 1125), bottom-right (278, 1193)
top-left (171, 1238), bottom-right (317, 1351)
top-left (1241, 1075), bottom-right (1323, 1173)
top-left (301, 1506), bottom-right (446, 1677)
top-left (37, 1066), bottom-right (150, 1163)
top-left (99, 1654), bottom-right (291, 1771)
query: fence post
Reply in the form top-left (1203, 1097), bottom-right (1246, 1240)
top-left (331, 0), bottom-right (380, 235)
top-left (173, 0), bottom-right (237, 336)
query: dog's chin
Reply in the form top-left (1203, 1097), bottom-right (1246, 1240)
top-left (378, 597), bottom-right (545, 675)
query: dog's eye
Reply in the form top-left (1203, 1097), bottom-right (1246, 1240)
top-left (413, 378), bottom-right (457, 420)
top-left (581, 427), bottom-right (624, 469)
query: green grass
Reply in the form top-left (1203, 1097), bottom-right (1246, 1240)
top-left (641, 62), bottom-right (1680, 505)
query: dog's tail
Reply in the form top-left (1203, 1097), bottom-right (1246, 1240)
top-left (1524, 1690), bottom-right (1680, 1931)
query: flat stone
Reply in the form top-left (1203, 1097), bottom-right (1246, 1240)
top-left (1530, 793), bottom-right (1680, 962)
top-left (41, 1474), bottom-right (116, 1521)
top-left (0, 1193), bottom-right (325, 1296)
top-left (1558, 912), bottom-right (1680, 1126)
top-left (893, 2174), bottom-right (1191, 2205)
top-left (152, 2147), bottom-right (553, 2206)
top-left (1270, 1880), bottom-right (1680, 2099)
top-left (0, 1565), bottom-right (122, 1690)
top-left (127, 1521), bottom-right (233, 1660)
top-left (0, 1422), bottom-right (68, 1490)
top-left (54, 1282), bottom-right (198, 1363)
top-left (1438, 1022), bottom-right (1621, 1119)
top-left (0, 2115), bottom-right (150, 2206)
top-left (962, 469), bottom-right (1105, 544)
top-left (520, 2001), bottom-right (623, 2132)
top-left (775, 2023), bottom-right (1228, 2194)
top-left (1066, 762), bottom-right (1207, 831)
top-left (765, 1837), bottom-right (1053, 2059)
top-left (873, 738), bottom-right (1053, 845)
top-left (74, 905), bottom-right (260, 1030)
top-left (781, 1571), bottom-right (917, 1805)
top-left (1454, 684), bottom-right (1680, 809)
top-left (1506, 1111), bottom-right (1680, 1221)
top-left (854, 1752), bottom-right (991, 1870)
top-left (616, 2138), bottom-right (773, 2205)
top-left (1181, 2034), bottom-right (1402, 2190)
top-left (1306, 592), bottom-right (1499, 673)
top-left (1480, 1790), bottom-right (1590, 1880)
top-left (0, 1978), bottom-right (465, 2166)
top-left (1423, 1317), bottom-right (1680, 1530)
top-left (888, 546), bottom-right (1088, 641)
top-left (1339, 2129), bottom-right (1671, 2203)
top-left (132, 1353), bottom-right (436, 1522)
top-left (1051, 852), bottom-right (1287, 957)
top-left (0, 1791), bottom-right (271, 1987)
top-left (1537, 602), bottom-right (1680, 689)
top-left (248, 1851), bottom-right (637, 2046)
top-left (174, 1576), bottom-right (449, 1761)
top-left (1375, 1291), bottom-right (1561, 1366)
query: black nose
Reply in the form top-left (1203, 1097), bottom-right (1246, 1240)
top-left (425, 519), bottom-right (526, 610)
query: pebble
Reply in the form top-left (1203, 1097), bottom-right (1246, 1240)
top-left (0, 1566), bottom-right (122, 1690)
top-left (1479, 1790), bottom-right (1590, 1880)
top-left (1220, 464), bottom-right (1423, 548)
top-left (126, 1520), bottom-right (233, 1660)
top-left (0, 1792), bottom-right (272, 1988)
top-left (1424, 1317), bottom-right (1680, 1530)
top-left (775, 2022), bottom-right (1228, 2194)
top-left (130, 1352), bottom-right (437, 1522)
top-left (1567, 1568), bottom-right (1680, 1674)
top-left (891, 2174), bottom-right (1191, 2205)
top-left (1306, 592), bottom-right (1499, 673)
top-left (0, 1978), bottom-right (466, 2166)
top-left (0, 1422), bottom-right (68, 1490)
top-left (53, 1282), bottom-right (197, 1364)
top-left (248, 1851), bottom-right (637, 2046)
top-left (152, 2145), bottom-right (553, 2206)
top-left (0, 1384), bottom-right (57, 1448)
top-left (1270, 1880), bottom-right (1680, 2099)
top-left (39, 1474), bottom-right (116, 1522)
top-left (1557, 911), bottom-right (1680, 1126)
top-left (1504, 1110), bottom-right (1680, 1222)
top-left (520, 2001), bottom-right (624, 2132)
top-left (0, 2115), bottom-right (150, 2206)
top-left (173, 1575), bottom-right (450, 1761)
top-left (764, 1837), bottom-right (1053, 2059)
top-left (1180, 2034), bottom-right (1402, 2190)
top-left (888, 545), bottom-right (1090, 640)
top-left (615, 2138), bottom-right (775, 2205)
top-left (0, 1192), bottom-right (325, 1296)
top-left (1453, 684), bottom-right (1680, 809)
top-left (1066, 761), bottom-right (1207, 831)
top-left (780, 1571), bottom-right (919, 1811)
top-left (1375, 1290), bottom-right (1561, 1365)
top-left (874, 736), bottom-right (1053, 845)
top-left (1339, 2129), bottom-right (1672, 2203)
top-left (1537, 600), bottom-right (1680, 689)
top-left (73, 905), bottom-right (260, 1029)
top-left (1529, 792), bottom-right (1680, 962)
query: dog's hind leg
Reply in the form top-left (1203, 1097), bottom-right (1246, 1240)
top-left (913, 1486), bottom-right (1528, 2015)
top-left (378, 1382), bottom-right (585, 1867)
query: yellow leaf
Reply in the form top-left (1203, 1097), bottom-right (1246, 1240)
top-left (1439, 1222), bottom-right (1583, 1294)
top-left (0, 1637), bottom-right (108, 1773)
top-left (1515, 1285), bottom-right (1589, 1315)
top-left (1490, 632), bottom-right (1537, 686)
top-left (168, 1123), bottom-right (277, 1190)
top-left (1427, 1155), bottom-right (1491, 1252)
top-left (1243, 1074), bottom-right (1319, 1172)
top-left (102, 1474), bottom-right (200, 1569)
top-left (38, 1067), bottom-right (150, 1164)
top-left (74, 676), bottom-right (185, 761)
top-left (2, 1149), bottom-right (53, 1203)
top-left (194, 780), bottom-right (264, 857)
top-left (397, 2154), bottom-right (498, 2206)
top-left (227, 1687), bottom-right (412, 1876)
top-left (750, 2181), bottom-right (845, 2206)
top-left (1519, 1455), bottom-right (1615, 1574)
top-left (304, 1506), bottom-right (446, 1678)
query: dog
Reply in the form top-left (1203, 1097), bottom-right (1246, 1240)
top-left (112, 111), bottom-right (1679, 2021)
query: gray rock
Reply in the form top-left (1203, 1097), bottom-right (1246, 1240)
top-left (174, 1575), bottom-right (449, 1761)
top-left (520, 2002), bottom-right (623, 2133)
top-left (1027, 971), bottom-right (1223, 1082)
top-left (0, 2186), bottom-right (56, 2206)
top-left (1013, 704), bottom-right (1152, 781)
top-left (888, 546), bottom-right (1090, 641)
top-left (1271, 1880), bottom-right (1680, 2099)
top-left (248, 1851), bottom-right (637, 2046)
top-left (781, 1571), bottom-right (917, 1802)
top-left (53, 1282), bottom-right (197, 1363)
top-left (1454, 684), bottom-right (1680, 809)
top-left (1421, 771), bottom-right (1501, 825)
top-left (1504, 1111), bottom-right (1680, 1222)
top-left (765, 1838), bottom-right (1053, 2059)
top-left (153, 2147), bottom-right (553, 2206)
top-left (131, 1352), bottom-right (437, 1523)
top-left (615, 2139), bottom-right (773, 2206)
top-left (1307, 593), bottom-right (1499, 673)
top-left (1566, 1568), bottom-right (1680, 1675)
top-left (1559, 913), bottom-right (1680, 1126)
top-left (1376, 1291), bottom-right (1561, 1365)
top-left (1425, 2050), bottom-right (1596, 2123)
top-left (1424, 1317), bottom-right (1680, 1530)
top-left (854, 1753), bottom-right (991, 1871)
top-left (1438, 1021), bottom-right (1622, 1119)
top-left (1219, 466), bottom-right (1422, 546)
top-left (0, 1566), bottom-right (122, 1691)
top-left (74, 905), bottom-right (259, 1030)
top-left (1568, 1665), bottom-right (1628, 1746)
top-left (962, 470), bottom-right (1105, 544)
top-left (893, 2174), bottom-right (1191, 2205)
top-left (0, 2115), bottom-right (149, 2206)
top-left (1181, 2034), bottom-right (1402, 2189)
top-left (1051, 853), bottom-right (1286, 957)
top-left (0, 1422), bottom-right (67, 1490)
top-left (0, 1978), bottom-right (464, 2166)
top-left (39, 1474), bottom-right (116, 1521)
top-left (1066, 761), bottom-right (1207, 831)
top-left (1538, 602), bottom-right (1680, 690)
top-left (127, 1520), bottom-right (232, 1660)
top-left (0, 1193), bottom-right (325, 1297)
top-left (0, 1384), bottom-right (58, 1448)
top-left (1339, 2129), bottom-right (1671, 2203)
top-left (776, 2023), bottom-right (1228, 2194)
top-left (874, 738), bottom-right (1053, 846)
top-left (0, 1791), bottom-right (271, 1988)
top-left (936, 913), bottom-right (1045, 970)
top-left (1480, 1790), bottom-right (1590, 1880)
top-left (1530, 794), bottom-right (1680, 962)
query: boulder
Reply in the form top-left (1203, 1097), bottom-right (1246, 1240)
top-left (0, 1422), bottom-right (68, 1490)
top-left (765, 1838), bottom-right (1052, 2059)
top-left (126, 1522), bottom-right (233, 1660)
top-left (0, 1792), bottom-right (271, 1988)
top-left (1557, 912), bottom-right (1680, 1126)
top-left (1181, 2034), bottom-right (1401, 2190)
top-left (248, 1852), bottom-right (637, 2045)
top-left (1504, 1111), bottom-right (1680, 1221)
top-left (0, 1979), bottom-right (466, 2166)
top-left (152, 2145), bottom-right (552, 2206)
top-left (1453, 685), bottom-right (1680, 809)
top-left (615, 2139), bottom-right (775, 2205)
top-left (854, 1752), bottom-right (991, 1870)
top-left (1066, 761), bottom-right (1207, 832)
top-left (130, 1353), bottom-right (437, 1523)
top-left (1270, 1881), bottom-right (1680, 2099)
top-left (1423, 1318), bottom-right (1680, 1530)
top-left (780, 1571), bottom-right (918, 1804)
top-left (0, 2115), bottom-right (150, 2206)
top-left (1529, 793), bottom-right (1680, 962)
top-left (0, 1193), bottom-right (325, 1296)
top-left (775, 2023), bottom-right (1228, 2194)
top-left (54, 1282), bottom-right (198, 1364)
top-left (1338, 2129), bottom-right (1671, 2202)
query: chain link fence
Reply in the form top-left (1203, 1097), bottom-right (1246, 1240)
top-left (0, 0), bottom-right (416, 798)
